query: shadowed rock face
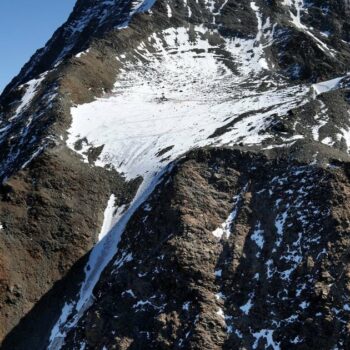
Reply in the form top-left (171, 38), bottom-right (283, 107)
top-left (0, 1), bottom-right (350, 349)
top-left (0, 149), bottom-right (141, 349)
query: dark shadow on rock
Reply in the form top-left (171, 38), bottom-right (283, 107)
top-left (1, 248), bottom-right (92, 350)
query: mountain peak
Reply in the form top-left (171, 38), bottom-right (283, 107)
top-left (1, 1), bottom-right (350, 349)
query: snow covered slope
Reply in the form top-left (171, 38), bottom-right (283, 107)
top-left (66, 24), bottom-right (308, 180)
top-left (1, 0), bottom-right (350, 349)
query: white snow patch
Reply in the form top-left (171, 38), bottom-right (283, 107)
top-left (11, 72), bottom-right (47, 121)
top-left (251, 221), bottom-right (265, 250)
top-left (212, 186), bottom-right (247, 238)
top-left (312, 100), bottom-right (328, 142)
top-left (240, 294), bottom-right (254, 315)
top-left (99, 194), bottom-right (116, 241)
top-left (75, 48), bottom-right (90, 58)
top-left (215, 269), bottom-right (222, 277)
top-left (215, 292), bottom-right (226, 301)
top-left (275, 211), bottom-right (288, 247)
top-left (252, 329), bottom-right (280, 350)
top-left (48, 303), bottom-right (74, 349)
top-left (123, 289), bottom-right (136, 298)
top-left (299, 301), bottom-right (310, 309)
top-left (216, 307), bottom-right (225, 319)
top-left (313, 76), bottom-right (344, 95)
top-left (166, 3), bottom-right (172, 18)
top-left (183, 302), bottom-right (190, 311)
top-left (291, 336), bottom-right (303, 344)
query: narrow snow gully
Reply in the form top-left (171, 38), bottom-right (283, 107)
top-left (282, 0), bottom-right (335, 56)
top-left (48, 165), bottom-right (173, 349)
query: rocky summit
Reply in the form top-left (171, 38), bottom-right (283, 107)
top-left (1, 0), bottom-right (350, 349)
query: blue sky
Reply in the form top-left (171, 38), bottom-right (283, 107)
top-left (0, 0), bottom-right (76, 92)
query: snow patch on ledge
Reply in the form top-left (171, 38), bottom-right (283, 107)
top-left (312, 74), bottom-right (349, 96)
top-left (212, 186), bottom-right (247, 239)
top-left (252, 329), bottom-right (280, 350)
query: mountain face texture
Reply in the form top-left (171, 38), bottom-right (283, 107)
top-left (1, 0), bottom-right (350, 349)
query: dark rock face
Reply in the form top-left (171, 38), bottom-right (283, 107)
top-left (0, 0), bottom-right (350, 349)
top-left (60, 148), bottom-right (350, 350)
top-left (0, 148), bottom-right (140, 349)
